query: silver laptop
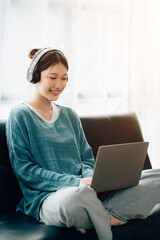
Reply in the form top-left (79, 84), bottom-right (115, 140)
top-left (91, 142), bottom-right (149, 193)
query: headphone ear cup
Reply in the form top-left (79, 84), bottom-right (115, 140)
top-left (31, 71), bottom-right (40, 83)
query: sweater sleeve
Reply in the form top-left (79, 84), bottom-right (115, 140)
top-left (6, 111), bottom-right (80, 192)
top-left (73, 112), bottom-right (95, 178)
top-left (80, 126), bottom-right (95, 178)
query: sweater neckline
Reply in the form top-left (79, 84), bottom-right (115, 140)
top-left (24, 102), bottom-right (60, 124)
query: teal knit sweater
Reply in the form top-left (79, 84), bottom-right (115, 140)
top-left (6, 103), bottom-right (95, 221)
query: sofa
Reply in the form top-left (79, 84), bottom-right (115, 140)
top-left (0, 112), bottom-right (160, 240)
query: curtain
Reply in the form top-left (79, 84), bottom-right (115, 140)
top-left (128, 0), bottom-right (160, 168)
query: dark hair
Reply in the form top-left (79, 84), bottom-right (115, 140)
top-left (28, 48), bottom-right (69, 83)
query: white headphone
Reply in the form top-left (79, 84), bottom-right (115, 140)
top-left (27, 48), bottom-right (54, 82)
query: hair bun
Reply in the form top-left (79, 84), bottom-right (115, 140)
top-left (28, 48), bottom-right (40, 59)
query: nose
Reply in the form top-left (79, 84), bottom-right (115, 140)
top-left (54, 78), bottom-right (62, 89)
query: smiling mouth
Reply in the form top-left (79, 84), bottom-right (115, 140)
top-left (49, 90), bottom-right (60, 96)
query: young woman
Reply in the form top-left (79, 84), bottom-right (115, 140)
top-left (6, 48), bottom-right (160, 240)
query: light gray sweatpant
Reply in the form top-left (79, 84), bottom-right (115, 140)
top-left (39, 169), bottom-right (160, 240)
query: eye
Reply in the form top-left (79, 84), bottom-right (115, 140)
top-left (50, 77), bottom-right (56, 80)
top-left (62, 78), bottom-right (67, 81)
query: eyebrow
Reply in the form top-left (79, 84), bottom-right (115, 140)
top-left (48, 73), bottom-right (68, 76)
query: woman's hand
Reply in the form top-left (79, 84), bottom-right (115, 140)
top-left (79, 177), bottom-right (92, 187)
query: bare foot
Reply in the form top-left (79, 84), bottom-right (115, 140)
top-left (110, 214), bottom-right (121, 226)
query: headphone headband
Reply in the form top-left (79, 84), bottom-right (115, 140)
top-left (27, 48), bottom-right (54, 82)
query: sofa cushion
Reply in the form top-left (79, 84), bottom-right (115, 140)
top-left (0, 213), bottom-right (99, 240)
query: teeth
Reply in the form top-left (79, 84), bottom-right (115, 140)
top-left (50, 90), bottom-right (59, 93)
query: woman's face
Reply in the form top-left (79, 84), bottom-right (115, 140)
top-left (36, 63), bottom-right (68, 102)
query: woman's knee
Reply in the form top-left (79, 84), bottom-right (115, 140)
top-left (57, 184), bottom-right (96, 216)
